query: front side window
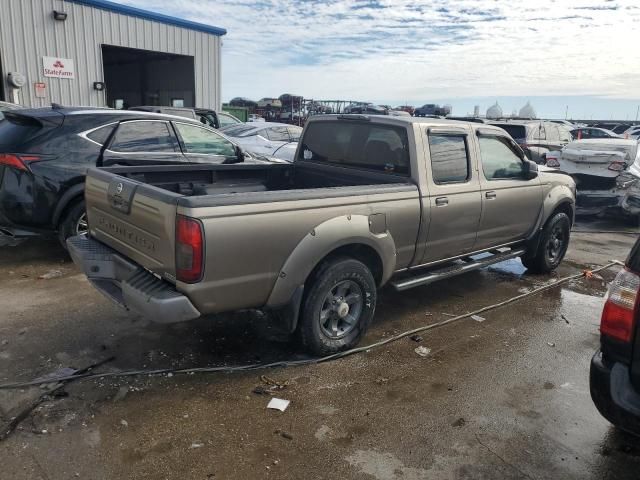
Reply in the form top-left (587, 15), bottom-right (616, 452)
top-left (299, 121), bottom-right (410, 175)
top-left (110, 121), bottom-right (179, 152)
top-left (174, 123), bottom-right (236, 156)
top-left (479, 136), bottom-right (525, 180)
top-left (428, 134), bottom-right (469, 184)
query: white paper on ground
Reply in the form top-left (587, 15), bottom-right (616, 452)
top-left (267, 398), bottom-right (290, 412)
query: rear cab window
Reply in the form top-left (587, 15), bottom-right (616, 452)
top-left (299, 121), bottom-right (410, 175)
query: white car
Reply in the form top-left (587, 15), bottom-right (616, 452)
top-left (220, 122), bottom-right (302, 161)
top-left (623, 126), bottom-right (640, 139)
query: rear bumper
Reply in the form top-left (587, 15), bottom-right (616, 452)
top-left (590, 350), bottom-right (640, 436)
top-left (67, 235), bottom-right (200, 324)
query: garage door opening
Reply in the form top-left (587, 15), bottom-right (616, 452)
top-left (102, 45), bottom-right (195, 109)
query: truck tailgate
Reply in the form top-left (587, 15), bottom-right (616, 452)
top-left (85, 168), bottom-right (179, 281)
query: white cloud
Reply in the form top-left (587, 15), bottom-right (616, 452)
top-left (119, 0), bottom-right (640, 104)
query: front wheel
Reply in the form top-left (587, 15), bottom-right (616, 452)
top-left (298, 257), bottom-right (377, 356)
top-left (522, 212), bottom-right (571, 273)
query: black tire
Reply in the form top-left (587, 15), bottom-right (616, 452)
top-left (522, 212), bottom-right (571, 273)
top-left (57, 200), bottom-right (87, 248)
top-left (298, 257), bottom-right (377, 356)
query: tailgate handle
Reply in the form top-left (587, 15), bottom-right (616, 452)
top-left (107, 178), bottom-right (138, 214)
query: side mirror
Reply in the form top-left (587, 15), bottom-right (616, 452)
top-left (235, 145), bottom-right (245, 162)
top-left (523, 159), bottom-right (538, 180)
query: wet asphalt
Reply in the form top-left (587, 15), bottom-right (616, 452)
top-left (0, 219), bottom-right (639, 479)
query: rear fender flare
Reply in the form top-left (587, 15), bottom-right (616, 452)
top-left (52, 183), bottom-right (85, 227)
top-left (265, 215), bottom-right (397, 308)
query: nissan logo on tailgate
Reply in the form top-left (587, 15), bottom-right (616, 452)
top-left (115, 182), bottom-right (123, 195)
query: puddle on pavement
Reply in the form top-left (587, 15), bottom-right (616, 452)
top-left (487, 258), bottom-right (527, 277)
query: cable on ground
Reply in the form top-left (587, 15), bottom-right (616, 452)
top-left (0, 260), bottom-right (624, 390)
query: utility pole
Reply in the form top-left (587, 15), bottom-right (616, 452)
top-left (565, 105), bottom-right (568, 120)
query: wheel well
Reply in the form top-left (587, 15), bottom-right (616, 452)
top-left (552, 201), bottom-right (574, 225)
top-left (56, 194), bottom-right (84, 229)
top-left (308, 244), bottom-right (384, 286)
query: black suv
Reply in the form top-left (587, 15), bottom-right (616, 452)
top-left (0, 106), bottom-right (257, 246)
top-left (590, 236), bottom-right (640, 436)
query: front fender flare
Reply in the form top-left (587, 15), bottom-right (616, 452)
top-left (543, 184), bottom-right (575, 225)
top-left (265, 214), bottom-right (397, 308)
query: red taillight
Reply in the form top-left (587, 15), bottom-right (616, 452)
top-left (176, 215), bottom-right (204, 283)
top-left (0, 154), bottom-right (42, 171)
top-left (600, 268), bottom-right (640, 343)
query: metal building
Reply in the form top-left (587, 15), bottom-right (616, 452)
top-left (0, 0), bottom-right (226, 109)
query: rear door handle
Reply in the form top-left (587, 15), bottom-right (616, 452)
top-left (435, 197), bottom-right (449, 206)
top-left (485, 191), bottom-right (497, 199)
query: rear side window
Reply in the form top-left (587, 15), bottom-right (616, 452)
top-left (86, 125), bottom-right (115, 145)
top-left (428, 135), bottom-right (469, 184)
top-left (0, 114), bottom-right (42, 149)
top-left (531, 124), bottom-right (546, 140)
top-left (299, 121), bottom-right (410, 175)
top-left (110, 121), bottom-right (179, 153)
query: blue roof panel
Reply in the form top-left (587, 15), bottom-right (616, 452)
top-left (67, 0), bottom-right (227, 36)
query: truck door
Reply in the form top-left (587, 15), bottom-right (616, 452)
top-left (474, 132), bottom-right (542, 250)
top-left (420, 128), bottom-right (482, 264)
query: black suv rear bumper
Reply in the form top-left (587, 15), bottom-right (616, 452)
top-left (590, 350), bottom-right (640, 436)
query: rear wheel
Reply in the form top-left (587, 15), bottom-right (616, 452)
top-left (58, 200), bottom-right (87, 248)
top-left (298, 257), bottom-right (377, 356)
top-left (522, 212), bottom-right (571, 273)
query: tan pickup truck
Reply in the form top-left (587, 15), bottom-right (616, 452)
top-left (68, 115), bottom-right (576, 354)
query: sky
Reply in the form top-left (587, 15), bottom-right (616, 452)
top-left (118, 0), bottom-right (640, 120)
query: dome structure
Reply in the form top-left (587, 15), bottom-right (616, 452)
top-left (486, 102), bottom-right (503, 119)
top-left (519, 101), bottom-right (537, 119)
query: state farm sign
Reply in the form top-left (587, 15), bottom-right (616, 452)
top-left (42, 56), bottom-right (75, 79)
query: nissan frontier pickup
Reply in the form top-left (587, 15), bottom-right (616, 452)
top-left (68, 115), bottom-right (576, 354)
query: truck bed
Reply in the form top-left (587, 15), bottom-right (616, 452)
top-left (101, 161), bottom-right (411, 198)
top-left (84, 162), bottom-right (418, 303)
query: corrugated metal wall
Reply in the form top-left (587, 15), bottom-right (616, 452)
top-left (0, 0), bottom-right (221, 109)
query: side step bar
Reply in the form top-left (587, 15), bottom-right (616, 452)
top-left (391, 248), bottom-right (526, 291)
